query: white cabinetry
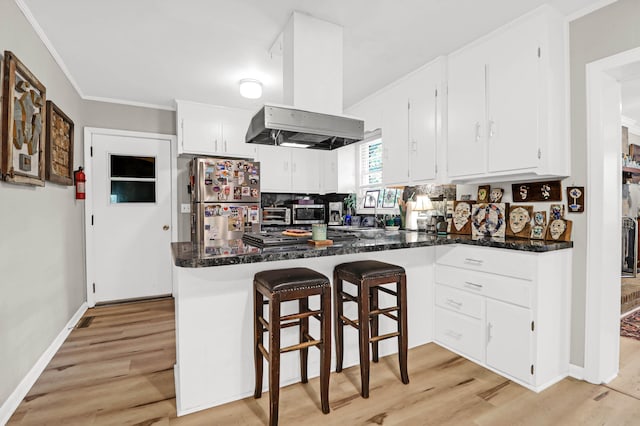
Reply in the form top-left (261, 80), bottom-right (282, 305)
top-left (256, 145), bottom-right (322, 193)
top-left (446, 5), bottom-right (567, 182)
top-left (176, 100), bottom-right (256, 158)
top-left (345, 57), bottom-right (445, 186)
top-left (434, 245), bottom-right (571, 391)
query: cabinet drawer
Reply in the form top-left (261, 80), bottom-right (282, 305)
top-left (436, 245), bottom-right (536, 280)
top-left (435, 307), bottom-right (484, 361)
top-left (435, 284), bottom-right (483, 319)
top-left (436, 265), bottom-right (532, 308)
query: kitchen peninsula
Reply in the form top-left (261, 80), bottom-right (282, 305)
top-left (171, 232), bottom-right (572, 416)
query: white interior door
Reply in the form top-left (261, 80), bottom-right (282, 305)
top-left (89, 131), bottom-right (172, 304)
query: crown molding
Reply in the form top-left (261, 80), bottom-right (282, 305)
top-left (566, 0), bottom-right (618, 22)
top-left (83, 95), bottom-right (176, 111)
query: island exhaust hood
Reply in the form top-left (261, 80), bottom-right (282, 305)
top-left (245, 12), bottom-right (364, 150)
top-left (245, 104), bottom-right (364, 150)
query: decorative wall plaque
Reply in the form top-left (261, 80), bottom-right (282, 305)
top-left (511, 180), bottom-right (562, 202)
top-left (506, 205), bottom-right (533, 239)
top-left (45, 100), bottom-right (74, 185)
top-left (471, 203), bottom-right (507, 239)
top-left (451, 200), bottom-right (474, 235)
top-left (566, 186), bottom-right (585, 213)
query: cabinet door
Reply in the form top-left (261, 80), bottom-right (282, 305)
top-left (408, 66), bottom-right (438, 182)
top-left (218, 107), bottom-right (256, 159)
top-left (321, 151), bottom-right (338, 194)
top-left (381, 84), bottom-right (410, 185)
top-left (178, 102), bottom-right (221, 155)
top-left (486, 298), bottom-right (532, 383)
top-left (447, 42), bottom-right (488, 177)
top-left (346, 94), bottom-right (383, 132)
top-left (256, 145), bottom-right (291, 192)
top-left (292, 148), bottom-right (321, 193)
top-left (486, 17), bottom-right (540, 173)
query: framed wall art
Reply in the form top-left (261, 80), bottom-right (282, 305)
top-left (471, 203), bottom-right (507, 239)
top-left (450, 200), bottom-right (474, 235)
top-left (567, 186), bottom-right (585, 213)
top-left (45, 100), bottom-right (74, 185)
top-left (511, 180), bottom-right (562, 202)
top-left (382, 188), bottom-right (398, 208)
top-left (477, 185), bottom-right (490, 202)
top-left (530, 211), bottom-right (547, 240)
top-left (363, 189), bottom-right (379, 208)
top-left (1, 51), bottom-right (47, 186)
top-left (506, 204), bottom-right (533, 239)
top-left (545, 218), bottom-right (572, 242)
top-left (489, 187), bottom-right (504, 203)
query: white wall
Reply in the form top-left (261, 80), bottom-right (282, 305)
top-left (0, 0), bottom-right (177, 410)
top-left (570, 0), bottom-right (640, 366)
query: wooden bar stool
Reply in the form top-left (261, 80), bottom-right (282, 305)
top-left (333, 260), bottom-right (409, 398)
top-left (254, 267), bottom-right (331, 426)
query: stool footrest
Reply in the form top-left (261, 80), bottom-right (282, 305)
top-left (280, 309), bottom-right (322, 322)
top-left (370, 331), bottom-right (400, 343)
top-left (369, 306), bottom-right (399, 317)
top-left (339, 291), bottom-right (358, 303)
top-left (281, 339), bottom-right (321, 353)
top-left (375, 286), bottom-right (398, 297)
top-left (258, 343), bottom-right (269, 360)
top-left (339, 314), bottom-right (359, 329)
top-left (258, 316), bottom-right (269, 330)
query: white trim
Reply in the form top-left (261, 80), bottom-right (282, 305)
top-left (583, 47), bottom-right (640, 384)
top-left (14, 0), bottom-right (85, 98)
top-left (83, 95), bottom-right (175, 111)
top-left (0, 302), bottom-right (88, 425)
top-left (566, 0), bottom-right (619, 22)
top-left (569, 364), bottom-right (585, 380)
top-left (83, 128), bottom-right (178, 307)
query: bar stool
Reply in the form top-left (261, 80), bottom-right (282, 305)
top-left (253, 267), bottom-right (331, 426)
top-left (333, 260), bottom-right (409, 398)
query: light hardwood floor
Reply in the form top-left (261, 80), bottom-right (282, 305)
top-left (8, 298), bottom-right (640, 425)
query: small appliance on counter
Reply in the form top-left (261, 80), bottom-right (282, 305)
top-left (261, 206), bottom-right (291, 225)
top-left (328, 202), bottom-right (343, 225)
top-left (289, 202), bottom-right (326, 224)
top-left (189, 156), bottom-right (261, 246)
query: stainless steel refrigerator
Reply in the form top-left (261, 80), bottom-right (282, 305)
top-left (189, 156), bottom-right (260, 245)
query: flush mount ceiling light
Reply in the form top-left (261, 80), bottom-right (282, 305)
top-left (239, 79), bottom-right (263, 99)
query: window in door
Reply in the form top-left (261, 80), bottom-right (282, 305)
top-left (109, 155), bottom-right (156, 203)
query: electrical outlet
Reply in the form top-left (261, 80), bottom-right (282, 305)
top-left (181, 204), bottom-right (191, 214)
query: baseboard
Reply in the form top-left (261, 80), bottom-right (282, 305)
top-left (569, 363), bottom-right (584, 380)
top-left (0, 302), bottom-right (88, 425)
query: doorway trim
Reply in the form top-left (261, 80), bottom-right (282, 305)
top-left (584, 46), bottom-right (640, 383)
top-left (83, 127), bottom-right (178, 307)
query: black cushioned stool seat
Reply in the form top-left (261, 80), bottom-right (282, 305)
top-left (333, 260), bottom-right (409, 398)
top-left (253, 267), bottom-right (331, 426)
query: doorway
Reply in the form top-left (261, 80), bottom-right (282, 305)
top-left (585, 46), bottom-right (640, 384)
top-left (84, 128), bottom-right (178, 306)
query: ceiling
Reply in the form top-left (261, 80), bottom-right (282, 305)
top-left (21, 0), bottom-right (606, 112)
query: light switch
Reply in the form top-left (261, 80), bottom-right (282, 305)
top-left (181, 204), bottom-right (191, 213)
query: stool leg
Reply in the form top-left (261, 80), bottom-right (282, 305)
top-left (358, 280), bottom-right (371, 398)
top-left (370, 286), bottom-right (379, 363)
top-left (299, 296), bottom-right (309, 383)
top-left (398, 275), bottom-right (409, 385)
top-left (254, 286), bottom-right (264, 399)
top-left (320, 287), bottom-right (331, 414)
top-left (333, 271), bottom-right (344, 373)
top-left (269, 295), bottom-right (281, 426)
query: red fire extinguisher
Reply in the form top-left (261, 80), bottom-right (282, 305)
top-left (74, 166), bottom-right (86, 200)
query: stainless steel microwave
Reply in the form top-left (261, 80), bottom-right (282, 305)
top-left (262, 207), bottom-right (291, 225)
top-left (291, 204), bottom-right (325, 224)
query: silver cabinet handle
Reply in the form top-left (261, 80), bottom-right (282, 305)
top-left (214, 139), bottom-right (218, 152)
top-left (446, 298), bottom-right (462, 309)
top-left (464, 281), bottom-right (483, 290)
top-left (224, 140), bottom-right (228, 152)
top-left (475, 122), bottom-right (481, 142)
top-left (487, 322), bottom-right (493, 343)
top-left (464, 257), bottom-right (484, 265)
top-left (488, 120), bottom-right (496, 138)
top-left (445, 330), bottom-right (462, 340)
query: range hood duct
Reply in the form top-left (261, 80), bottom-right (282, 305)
top-left (245, 104), bottom-right (364, 150)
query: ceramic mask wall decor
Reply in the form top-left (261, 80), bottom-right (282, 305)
top-left (549, 204), bottom-right (565, 220)
top-left (450, 200), bottom-right (474, 235)
top-left (477, 185), bottom-right (490, 202)
top-left (530, 211), bottom-right (547, 240)
top-left (545, 218), bottom-right (572, 241)
top-left (471, 203), bottom-right (506, 239)
top-left (489, 187), bottom-right (504, 203)
top-left (506, 205), bottom-right (533, 238)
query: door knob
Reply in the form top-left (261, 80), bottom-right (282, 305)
top-left (163, 225), bottom-right (170, 231)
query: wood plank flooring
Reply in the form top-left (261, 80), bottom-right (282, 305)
top-left (8, 298), bottom-right (640, 425)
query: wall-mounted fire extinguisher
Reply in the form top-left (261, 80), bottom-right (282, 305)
top-left (74, 166), bottom-right (86, 200)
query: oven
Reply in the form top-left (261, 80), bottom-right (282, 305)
top-left (291, 204), bottom-right (326, 224)
top-left (261, 207), bottom-right (291, 225)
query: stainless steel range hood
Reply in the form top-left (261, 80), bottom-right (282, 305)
top-left (245, 104), bottom-right (364, 150)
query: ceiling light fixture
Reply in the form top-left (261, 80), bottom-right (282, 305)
top-left (239, 79), bottom-right (263, 99)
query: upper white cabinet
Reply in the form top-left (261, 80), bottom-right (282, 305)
top-left (345, 57), bottom-right (445, 186)
top-left (175, 100), bottom-right (256, 158)
top-left (256, 145), bottom-right (323, 193)
top-left (447, 5), bottom-right (567, 182)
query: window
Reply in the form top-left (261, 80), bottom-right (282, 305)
top-left (358, 132), bottom-right (383, 188)
top-left (109, 155), bottom-right (157, 203)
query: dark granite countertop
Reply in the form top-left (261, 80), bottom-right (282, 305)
top-left (172, 231), bottom-right (573, 268)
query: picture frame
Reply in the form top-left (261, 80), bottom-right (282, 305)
top-left (567, 186), bottom-right (585, 213)
top-left (382, 188), bottom-right (398, 208)
top-left (1, 51), bottom-right (47, 186)
top-left (45, 100), bottom-right (74, 185)
top-left (506, 204), bottom-right (533, 239)
top-left (363, 189), bottom-right (379, 208)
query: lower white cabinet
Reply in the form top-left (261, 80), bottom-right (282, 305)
top-left (434, 245), bottom-right (571, 391)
